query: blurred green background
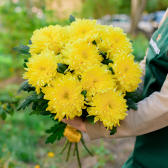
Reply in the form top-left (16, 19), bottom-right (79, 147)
top-left (0, 0), bottom-right (167, 167)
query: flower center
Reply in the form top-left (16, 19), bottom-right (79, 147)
top-left (108, 103), bottom-right (112, 109)
top-left (82, 30), bottom-right (87, 34)
top-left (63, 92), bottom-right (69, 99)
top-left (124, 67), bottom-right (129, 72)
top-left (115, 38), bottom-right (119, 43)
top-left (81, 51), bottom-right (88, 59)
top-left (93, 79), bottom-right (98, 83)
top-left (40, 67), bottom-right (45, 71)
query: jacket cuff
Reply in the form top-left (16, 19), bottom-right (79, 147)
top-left (85, 119), bottom-right (108, 141)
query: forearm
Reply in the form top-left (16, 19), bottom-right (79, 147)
top-left (86, 74), bottom-right (168, 140)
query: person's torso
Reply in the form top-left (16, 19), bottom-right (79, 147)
top-left (133, 16), bottom-right (168, 168)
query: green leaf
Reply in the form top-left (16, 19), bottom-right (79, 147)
top-left (110, 127), bottom-right (117, 135)
top-left (0, 108), bottom-right (4, 115)
top-left (37, 99), bottom-right (49, 104)
top-left (57, 63), bottom-right (68, 72)
top-left (24, 59), bottom-right (28, 62)
top-left (81, 90), bottom-right (87, 98)
top-left (81, 109), bottom-right (88, 118)
top-left (109, 67), bottom-right (114, 75)
top-left (1, 112), bottom-right (6, 120)
top-left (125, 90), bottom-right (143, 103)
top-left (102, 58), bottom-right (113, 65)
top-left (92, 40), bottom-right (97, 45)
top-left (45, 122), bottom-right (67, 144)
top-left (69, 15), bottom-right (75, 23)
top-left (23, 62), bottom-right (28, 68)
top-left (78, 75), bottom-right (82, 81)
top-left (30, 108), bottom-right (42, 115)
top-left (26, 95), bottom-right (38, 102)
top-left (23, 83), bottom-right (35, 93)
top-left (14, 102), bottom-right (19, 108)
top-left (50, 113), bottom-right (56, 118)
top-left (17, 80), bottom-right (29, 94)
top-left (126, 98), bottom-right (138, 110)
top-left (32, 102), bottom-right (37, 110)
top-left (99, 51), bottom-right (107, 59)
top-left (8, 92), bottom-right (14, 97)
top-left (17, 99), bottom-right (32, 111)
top-left (13, 44), bottom-right (30, 55)
top-left (37, 92), bottom-right (44, 99)
top-left (87, 116), bottom-right (95, 125)
top-left (42, 104), bottom-right (48, 110)
top-left (22, 54), bottom-right (30, 60)
top-left (40, 111), bottom-right (51, 115)
top-left (130, 39), bottom-right (133, 43)
top-left (5, 104), bottom-right (12, 112)
top-left (124, 90), bottom-right (142, 110)
top-left (57, 67), bottom-right (64, 74)
top-left (9, 108), bottom-right (14, 116)
top-left (29, 39), bottom-right (32, 44)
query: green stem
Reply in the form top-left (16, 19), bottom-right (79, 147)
top-left (73, 143), bottom-right (76, 156)
top-left (60, 139), bottom-right (69, 154)
top-left (80, 131), bottom-right (93, 156)
top-left (80, 138), bottom-right (93, 156)
top-left (66, 142), bottom-right (72, 162)
top-left (75, 142), bottom-right (81, 168)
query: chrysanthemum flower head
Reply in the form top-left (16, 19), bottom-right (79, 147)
top-left (61, 39), bottom-right (103, 74)
top-left (29, 25), bottom-right (69, 55)
top-left (23, 48), bottom-right (59, 93)
top-left (96, 24), bottom-right (111, 45)
top-left (48, 152), bottom-right (54, 158)
top-left (87, 90), bottom-right (127, 130)
top-left (81, 65), bottom-right (116, 96)
top-left (98, 26), bottom-right (133, 59)
top-left (68, 18), bottom-right (99, 43)
top-left (42, 73), bottom-right (85, 121)
top-left (111, 53), bottom-right (142, 93)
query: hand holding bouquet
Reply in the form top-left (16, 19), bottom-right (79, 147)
top-left (14, 15), bottom-right (142, 167)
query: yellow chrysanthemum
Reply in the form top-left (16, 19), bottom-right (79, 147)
top-left (48, 152), bottom-right (54, 158)
top-left (61, 39), bottom-right (103, 74)
top-left (23, 49), bottom-right (59, 93)
top-left (111, 53), bottom-right (142, 93)
top-left (81, 65), bottom-right (116, 96)
top-left (34, 165), bottom-right (40, 168)
top-left (68, 18), bottom-right (99, 43)
top-left (29, 25), bottom-right (68, 55)
top-left (87, 90), bottom-right (127, 130)
top-left (42, 73), bottom-right (85, 121)
top-left (98, 26), bottom-right (133, 59)
top-left (95, 24), bottom-right (109, 45)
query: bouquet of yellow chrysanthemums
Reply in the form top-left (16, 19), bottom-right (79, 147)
top-left (14, 15), bottom-right (142, 167)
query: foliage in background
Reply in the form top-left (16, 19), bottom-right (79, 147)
top-left (81, 140), bottom-right (114, 168)
top-left (0, 0), bottom-right (70, 80)
top-left (146, 0), bottom-right (168, 13)
top-left (80, 0), bottom-right (131, 19)
top-left (80, 0), bottom-right (168, 19)
top-left (0, 87), bottom-right (20, 121)
top-left (0, 106), bottom-right (58, 167)
top-left (0, 54), bottom-right (23, 79)
top-left (0, 0), bottom-right (69, 57)
top-left (0, 85), bottom-right (61, 167)
top-left (130, 33), bottom-right (149, 62)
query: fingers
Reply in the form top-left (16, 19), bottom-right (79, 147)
top-left (61, 117), bottom-right (86, 133)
